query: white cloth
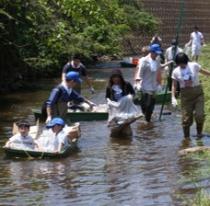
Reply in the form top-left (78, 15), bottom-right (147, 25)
top-left (38, 129), bottom-right (69, 152)
top-left (171, 62), bottom-right (201, 88)
top-left (8, 134), bottom-right (35, 150)
top-left (107, 95), bottom-right (141, 127)
top-left (171, 96), bottom-right (178, 107)
top-left (137, 54), bottom-right (161, 93)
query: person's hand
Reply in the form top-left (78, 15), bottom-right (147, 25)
top-left (171, 96), bottom-right (178, 107)
top-left (45, 116), bottom-right (52, 124)
top-left (157, 84), bottom-right (163, 93)
top-left (134, 82), bottom-right (141, 92)
top-left (89, 87), bottom-right (95, 94)
top-left (90, 102), bottom-right (96, 108)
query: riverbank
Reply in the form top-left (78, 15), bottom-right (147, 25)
top-left (199, 44), bottom-right (210, 132)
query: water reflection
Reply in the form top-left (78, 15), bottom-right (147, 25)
top-left (1, 66), bottom-right (210, 205)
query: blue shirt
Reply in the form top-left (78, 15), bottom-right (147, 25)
top-left (46, 84), bottom-right (84, 107)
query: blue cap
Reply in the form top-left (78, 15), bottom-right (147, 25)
top-left (149, 44), bottom-right (162, 54)
top-left (46, 117), bottom-right (65, 128)
top-left (66, 71), bottom-right (82, 83)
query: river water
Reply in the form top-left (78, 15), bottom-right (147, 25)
top-left (1, 64), bottom-right (210, 206)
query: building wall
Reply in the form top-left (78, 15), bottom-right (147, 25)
top-left (124, 0), bottom-right (210, 54)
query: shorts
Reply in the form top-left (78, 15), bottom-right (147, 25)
top-left (192, 45), bottom-right (201, 56)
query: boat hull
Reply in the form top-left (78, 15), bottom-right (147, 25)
top-left (4, 143), bottom-right (78, 159)
top-left (32, 109), bottom-right (108, 122)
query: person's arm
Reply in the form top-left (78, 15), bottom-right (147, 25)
top-left (200, 68), bottom-right (210, 76)
top-left (200, 33), bottom-right (205, 45)
top-left (4, 140), bottom-right (11, 148)
top-left (61, 63), bottom-right (69, 81)
top-left (171, 79), bottom-right (178, 107)
top-left (71, 89), bottom-right (96, 107)
top-left (127, 82), bottom-right (135, 96)
top-left (62, 73), bottom-right (66, 82)
top-left (161, 60), bottom-right (174, 68)
top-left (45, 87), bottom-right (61, 122)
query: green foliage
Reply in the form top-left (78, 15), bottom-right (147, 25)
top-left (0, 0), bottom-right (158, 79)
top-left (199, 44), bottom-right (210, 132)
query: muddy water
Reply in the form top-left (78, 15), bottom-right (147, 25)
top-left (0, 64), bottom-right (210, 206)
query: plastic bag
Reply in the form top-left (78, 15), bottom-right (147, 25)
top-left (107, 95), bottom-right (142, 128)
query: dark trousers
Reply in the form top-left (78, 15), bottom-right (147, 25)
top-left (140, 92), bottom-right (156, 122)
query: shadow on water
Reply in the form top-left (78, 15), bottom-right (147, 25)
top-left (1, 65), bottom-right (210, 205)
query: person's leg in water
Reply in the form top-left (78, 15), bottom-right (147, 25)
top-left (195, 90), bottom-right (205, 138)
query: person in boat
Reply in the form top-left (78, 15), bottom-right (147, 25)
top-left (171, 52), bottom-right (210, 139)
top-left (4, 120), bottom-right (38, 150)
top-left (135, 44), bottom-right (163, 123)
top-left (45, 71), bottom-right (96, 123)
top-left (39, 117), bottom-right (69, 153)
top-left (61, 54), bottom-right (95, 94)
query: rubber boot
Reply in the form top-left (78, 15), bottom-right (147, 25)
top-left (196, 123), bottom-right (203, 138)
top-left (183, 126), bottom-right (190, 139)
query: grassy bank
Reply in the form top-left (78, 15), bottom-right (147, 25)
top-left (199, 44), bottom-right (210, 132)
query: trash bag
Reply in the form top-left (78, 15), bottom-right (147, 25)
top-left (107, 95), bottom-right (142, 128)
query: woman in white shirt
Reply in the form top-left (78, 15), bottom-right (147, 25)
top-left (171, 53), bottom-right (210, 139)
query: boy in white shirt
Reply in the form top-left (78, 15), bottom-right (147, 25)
top-left (4, 120), bottom-right (37, 150)
top-left (39, 117), bottom-right (69, 153)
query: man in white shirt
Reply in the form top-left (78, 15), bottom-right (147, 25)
top-left (136, 44), bottom-right (162, 123)
top-left (190, 26), bottom-right (204, 61)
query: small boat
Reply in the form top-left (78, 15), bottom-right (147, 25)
top-left (32, 107), bottom-right (108, 122)
top-left (120, 57), bottom-right (139, 68)
top-left (4, 123), bottom-right (80, 159)
top-left (4, 144), bottom-right (78, 159)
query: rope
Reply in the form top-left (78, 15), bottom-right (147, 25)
top-left (159, 0), bottom-right (185, 121)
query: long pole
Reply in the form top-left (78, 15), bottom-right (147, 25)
top-left (159, 0), bottom-right (185, 121)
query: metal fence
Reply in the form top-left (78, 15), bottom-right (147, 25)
top-left (123, 0), bottom-right (210, 55)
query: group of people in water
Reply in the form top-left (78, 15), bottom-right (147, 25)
top-left (5, 26), bottom-right (209, 152)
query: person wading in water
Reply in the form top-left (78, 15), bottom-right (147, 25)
top-left (171, 52), bottom-right (210, 139)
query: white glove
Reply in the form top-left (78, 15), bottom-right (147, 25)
top-left (89, 87), bottom-right (95, 94)
top-left (171, 96), bottom-right (178, 107)
top-left (157, 84), bottom-right (163, 93)
top-left (45, 116), bottom-right (52, 124)
top-left (134, 82), bottom-right (141, 91)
